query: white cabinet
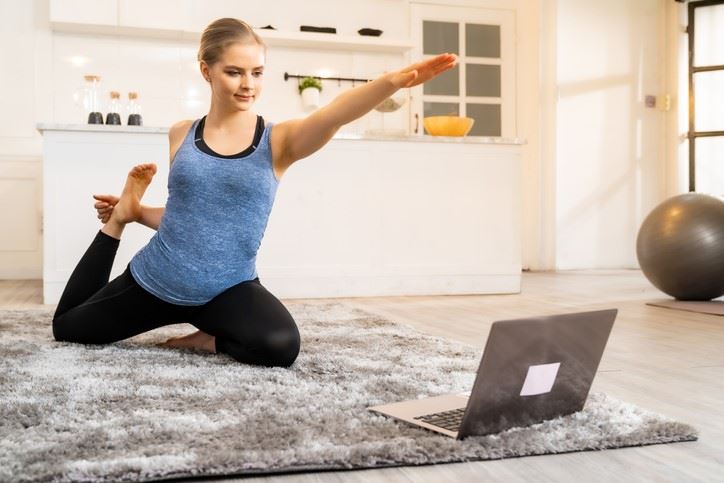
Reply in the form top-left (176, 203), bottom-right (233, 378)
top-left (185, 0), bottom-right (254, 33)
top-left (49, 0), bottom-right (117, 27)
top-left (37, 125), bottom-right (170, 304)
top-left (118, 0), bottom-right (190, 33)
top-left (48, 0), bottom-right (413, 52)
top-left (261, 137), bottom-right (523, 298)
top-left (0, 159), bottom-right (42, 279)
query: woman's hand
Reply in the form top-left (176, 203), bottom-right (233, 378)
top-left (93, 194), bottom-right (119, 224)
top-left (388, 53), bottom-right (458, 89)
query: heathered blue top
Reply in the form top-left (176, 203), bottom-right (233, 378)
top-left (129, 115), bottom-right (279, 305)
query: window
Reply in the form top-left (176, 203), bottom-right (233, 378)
top-left (688, 0), bottom-right (724, 194)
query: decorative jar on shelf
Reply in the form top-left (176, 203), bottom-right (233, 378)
top-left (127, 91), bottom-right (143, 126)
top-left (105, 91), bottom-right (122, 125)
top-left (72, 74), bottom-right (104, 124)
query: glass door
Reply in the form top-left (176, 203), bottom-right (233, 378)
top-left (410, 3), bottom-right (516, 137)
top-left (688, 0), bottom-right (724, 194)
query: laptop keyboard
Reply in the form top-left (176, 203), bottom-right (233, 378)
top-left (413, 407), bottom-right (465, 432)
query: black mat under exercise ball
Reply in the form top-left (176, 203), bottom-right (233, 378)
top-left (647, 299), bottom-right (724, 316)
top-left (1, 303), bottom-right (698, 482)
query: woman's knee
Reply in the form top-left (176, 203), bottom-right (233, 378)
top-left (264, 325), bottom-right (301, 367)
top-left (52, 313), bottom-right (68, 342)
top-left (52, 311), bottom-right (95, 344)
top-left (221, 323), bottom-right (300, 367)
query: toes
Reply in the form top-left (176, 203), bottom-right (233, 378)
top-left (130, 163), bottom-right (157, 176)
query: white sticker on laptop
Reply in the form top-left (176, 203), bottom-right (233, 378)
top-left (520, 362), bottom-right (561, 396)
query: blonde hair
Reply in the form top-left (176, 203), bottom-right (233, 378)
top-left (197, 18), bottom-right (267, 67)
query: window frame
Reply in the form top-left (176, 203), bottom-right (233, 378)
top-left (687, 0), bottom-right (724, 192)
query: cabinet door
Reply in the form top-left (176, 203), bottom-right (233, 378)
top-left (186, 0), bottom-right (265, 33)
top-left (49, 0), bottom-right (117, 26)
top-left (118, 0), bottom-right (189, 31)
top-left (0, 161), bottom-right (42, 279)
top-left (410, 3), bottom-right (516, 138)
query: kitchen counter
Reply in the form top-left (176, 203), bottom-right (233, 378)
top-left (36, 122), bottom-right (169, 135)
top-left (36, 122), bottom-right (525, 145)
top-left (37, 123), bottom-right (523, 303)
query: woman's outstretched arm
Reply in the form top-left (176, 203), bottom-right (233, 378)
top-left (325, 52), bottom-right (458, 126)
top-left (278, 53), bottom-right (458, 166)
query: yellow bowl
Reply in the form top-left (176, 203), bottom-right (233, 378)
top-left (423, 116), bottom-right (475, 136)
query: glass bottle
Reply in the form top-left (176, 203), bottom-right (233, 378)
top-left (105, 91), bottom-right (122, 125)
top-left (127, 91), bottom-right (143, 126)
top-left (82, 75), bottom-right (103, 124)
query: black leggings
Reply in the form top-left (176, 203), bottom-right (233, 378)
top-left (52, 230), bottom-right (300, 367)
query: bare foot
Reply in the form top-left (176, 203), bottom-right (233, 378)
top-left (101, 163), bottom-right (157, 240)
top-left (112, 163), bottom-right (157, 224)
top-left (156, 330), bottom-right (216, 353)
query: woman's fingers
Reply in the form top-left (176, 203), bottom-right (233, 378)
top-left (393, 53), bottom-right (457, 88)
top-left (93, 194), bottom-right (120, 204)
top-left (409, 53), bottom-right (448, 68)
top-left (389, 53), bottom-right (457, 88)
top-left (95, 204), bottom-right (113, 211)
top-left (428, 53), bottom-right (456, 68)
top-left (410, 53), bottom-right (456, 72)
top-left (94, 193), bottom-right (114, 223)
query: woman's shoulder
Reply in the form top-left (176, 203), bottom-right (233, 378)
top-left (168, 119), bottom-right (196, 165)
top-left (169, 119), bottom-right (196, 139)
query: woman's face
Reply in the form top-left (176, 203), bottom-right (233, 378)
top-left (202, 42), bottom-right (265, 111)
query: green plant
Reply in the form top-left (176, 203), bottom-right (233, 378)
top-left (298, 76), bottom-right (323, 94)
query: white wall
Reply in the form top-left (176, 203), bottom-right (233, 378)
top-left (551, 0), bottom-right (668, 269)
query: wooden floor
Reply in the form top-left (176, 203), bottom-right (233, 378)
top-left (2, 270), bottom-right (722, 482)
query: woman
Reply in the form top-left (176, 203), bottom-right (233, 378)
top-left (52, 17), bottom-right (457, 367)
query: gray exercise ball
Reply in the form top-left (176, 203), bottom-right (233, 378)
top-left (636, 192), bottom-right (724, 301)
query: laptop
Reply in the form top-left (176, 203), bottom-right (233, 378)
top-left (367, 308), bottom-right (617, 439)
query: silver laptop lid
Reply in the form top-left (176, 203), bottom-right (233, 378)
top-left (457, 308), bottom-right (617, 439)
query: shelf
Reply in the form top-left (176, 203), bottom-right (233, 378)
top-left (250, 28), bottom-right (414, 53)
top-left (50, 22), bottom-right (414, 53)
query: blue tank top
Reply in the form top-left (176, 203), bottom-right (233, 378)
top-left (129, 116), bottom-right (279, 305)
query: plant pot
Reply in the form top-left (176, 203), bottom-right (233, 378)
top-left (301, 87), bottom-right (320, 110)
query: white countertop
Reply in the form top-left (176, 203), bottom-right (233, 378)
top-left (36, 122), bottom-right (169, 134)
top-left (36, 122), bottom-right (526, 145)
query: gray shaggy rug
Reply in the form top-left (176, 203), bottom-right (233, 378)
top-left (0, 302), bottom-right (698, 482)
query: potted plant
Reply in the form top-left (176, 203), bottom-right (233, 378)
top-left (299, 76), bottom-right (323, 110)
